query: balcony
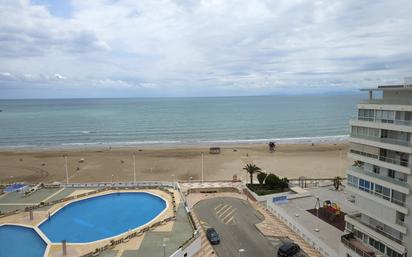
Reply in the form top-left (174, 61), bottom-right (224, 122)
top-left (353, 117), bottom-right (412, 127)
top-left (341, 233), bottom-right (378, 257)
top-left (359, 99), bottom-right (412, 106)
top-left (349, 149), bottom-right (409, 167)
top-left (347, 213), bottom-right (403, 245)
top-left (350, 134), bottom-right (412, 147)
top-left (346, 182), bottom-right (408, 211)
top-left (348, 166), bottom-right (409, 192)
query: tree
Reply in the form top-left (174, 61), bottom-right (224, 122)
top-left (243, 164), bottom-right (261, 185)
top-left (257, 172), bottom-right (267, 185)
top-left (333, 176), bottom-right (342, 190)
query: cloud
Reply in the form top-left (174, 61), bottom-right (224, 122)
top-left (0, 0), bottom-right (412, 98)
top-left (0, 1), bottom-right (109, 57)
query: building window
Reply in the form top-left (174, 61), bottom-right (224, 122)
top-left (359, 109), bottom-right (375, 121)
top-left (369, 237), bottom-right (385, 253)
top-left (359, 179), bottom-right (373, 193)
top-left (392, 190), bottom-right (406, 206)
top-left (375, 184), bottom-right (390, 200)
top-left (387, 247), bottom-right (403, 257)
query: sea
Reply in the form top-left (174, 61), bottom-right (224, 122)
top-left (0, 95), bottom-right (361, 149)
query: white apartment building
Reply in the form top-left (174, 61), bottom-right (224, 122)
top-left (340, 84), bottom-right (412, 257)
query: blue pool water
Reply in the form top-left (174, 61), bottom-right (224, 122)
top-left (39, 192), bottom-right (167, 243)
top-left (0, 225), bottom-right (47, 257)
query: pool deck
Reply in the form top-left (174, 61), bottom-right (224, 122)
top-left (0, 187), bottom-right (193, 257)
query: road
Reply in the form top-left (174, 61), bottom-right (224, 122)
top-left (194, 197), bottom-right (281, 257)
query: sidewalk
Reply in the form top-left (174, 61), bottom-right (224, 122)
top-left (253, 202), bottom-right (323, 257)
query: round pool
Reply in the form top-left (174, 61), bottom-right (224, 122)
top-left (0, 225), bottom-right (47, 257)
top-left (39, 192), bottom-right (167, 243)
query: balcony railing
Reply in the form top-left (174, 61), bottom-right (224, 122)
top-left (353, 117), bottom-right (412, 126)
top-left (349, 149), bottom-right (409, 167)
top-left (346, 174), bottom-right (407, 208)
top-left (350, 134), bottom-right (412, 147)
top-left (341, 234), bottom-right (377, 257)
top-left (348, 166), bottom-right (409, 189)
top-left (359, 99), bottom-right (412, 105)
top-left (348, 214), bottom-right (403, 244)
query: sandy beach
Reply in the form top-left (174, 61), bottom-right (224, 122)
top-left (0, 143), bottom-right (351, 184)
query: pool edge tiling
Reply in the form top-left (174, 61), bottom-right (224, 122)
top-left (38, 191), bottom-right (168, 244)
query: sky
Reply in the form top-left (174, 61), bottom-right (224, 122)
top-left (0, 0), bottom-right (412, 99)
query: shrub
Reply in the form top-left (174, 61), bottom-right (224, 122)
top-left (265, 174), bottom-right (289, 190)
top-left (257, 172), bottom-right (267, 185)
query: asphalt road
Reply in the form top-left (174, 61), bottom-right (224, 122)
top-left (194, 197), bottom-right (281, 257)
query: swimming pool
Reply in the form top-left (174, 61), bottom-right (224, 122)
top-left (0, 225), bottom-right (47, 257)
top-left (39, 192), bottom-right (167, 243)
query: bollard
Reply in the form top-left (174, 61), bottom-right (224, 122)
top-left (62, 240), bottom-right (67, 256)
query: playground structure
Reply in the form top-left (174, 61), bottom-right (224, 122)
top-left (308, 196), bottom-right (346, 231)
top-left (321, 200), bottom-right (342, 221)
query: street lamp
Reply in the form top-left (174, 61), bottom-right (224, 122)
top-left (64, 155), bottom-right (69, 184)
top-left (133, 152), bottom-right (136, 184)
top-left (162, 243), bottom-right (166, 257)
top-left (171, 174), bottom-right (175, 189)
top-left (201, 152), bottom-right (204, 183)
top-left (111, 174), bottom-right (114, 184)
top-left (238, 248), bottom-right (245, 257)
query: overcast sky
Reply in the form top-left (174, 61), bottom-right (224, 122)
top-left (1, 0), bottom-right (412, 99)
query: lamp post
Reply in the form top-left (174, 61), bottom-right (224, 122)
top-left (162, 243), bottom-right (166, 257)
top-left (64, 155), bottom-right (69, 184)
top-left (201, 152), bottom-right (204, 183)
top-left (238, 248), bottom-right (245, 257)
top-left (133, 152), bottom-right (136, 184)
top-left (171, 174), bottom-right (175, 189)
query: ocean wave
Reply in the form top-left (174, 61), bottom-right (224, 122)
top-left (0, 135), bottom-right (349, 150)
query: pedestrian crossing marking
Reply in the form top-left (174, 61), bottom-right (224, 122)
top-left (224, 215), bottom-right (236, 225)
top-left (214, 203), bottom-right (223, 211)
top-left (217, 205), bottom-right (233, 218)
top-left (220, 208), bottom-right (236, 222)
top-left (215, 204), bottom-right (229, 215)
top-left (214, 203), bottom-right (237, 225)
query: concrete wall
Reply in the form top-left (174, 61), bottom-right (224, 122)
top-left (169, 234), bottom-right (202, 257)
top-left (244, 186), bottom-right (291, 202)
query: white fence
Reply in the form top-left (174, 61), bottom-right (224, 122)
top-left (266, 201), bottom-right (338, 257)
top-left (62, 181), bottom-right (177, 188)
top-left (169, 231), bottom-right (202, 257)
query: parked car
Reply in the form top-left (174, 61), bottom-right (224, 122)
top-left (277, 242), bottom-right (300, 257)
top-left (206, 228), bottom-right (220, 244)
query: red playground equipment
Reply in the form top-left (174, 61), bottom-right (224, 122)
top-left (322, 200), bottom-right (341, 221)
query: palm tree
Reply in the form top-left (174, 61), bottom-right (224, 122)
top-left (243, 164), bottom-right (261, 185)
top-left (333, 176), bottom-right (342, 190)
